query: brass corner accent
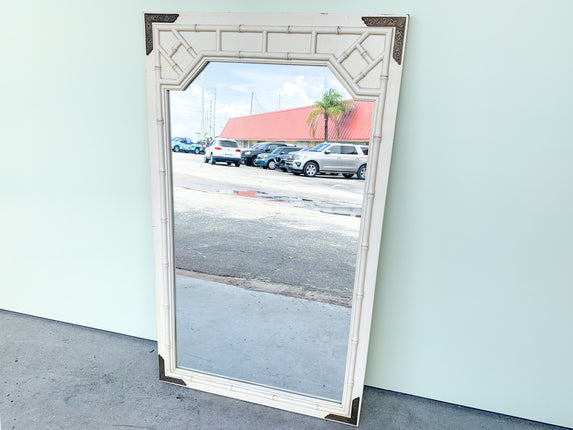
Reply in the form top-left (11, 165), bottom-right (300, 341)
top-left (362, 16), bottom-right (407, 65)
top-left (145, 13), bottom-right (179, 55)
top-left (158, 355), bottom-right (187, 386)
top-left (325, 397), bottom-right (360, 425)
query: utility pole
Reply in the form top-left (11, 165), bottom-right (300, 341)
top-left (208, 100), bottom-right (213, 140)
top-left (278, 94), bottom-right (281, 110)
top-left (212, 89), bottom-right (216, 138)
top-left (201, 73), bottom-right (205, 139)
top-left (250, 91), bottom-right (254, 115)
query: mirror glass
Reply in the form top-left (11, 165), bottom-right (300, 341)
top-left (169, 62), bottom-right (370, 401)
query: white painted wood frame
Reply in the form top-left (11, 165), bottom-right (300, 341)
top-left (144, 12), bottom-right (408, 425)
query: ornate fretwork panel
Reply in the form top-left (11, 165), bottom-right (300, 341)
top-left (152, 25), bottom-right (394, 97)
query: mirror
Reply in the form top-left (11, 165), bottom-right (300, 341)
top-left (170, 62), bottom-right (361, 402)
top-left (145, 12), bottom-right (408, 424)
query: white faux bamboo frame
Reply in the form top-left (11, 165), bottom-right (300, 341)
top-left (144, 12), bottom-right (408, 425)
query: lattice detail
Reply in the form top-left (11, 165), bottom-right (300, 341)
top-left (152, 24), bottom-right (393, 96)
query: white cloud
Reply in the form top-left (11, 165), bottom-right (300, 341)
top-left (281, 79), bottom-right (313, 108)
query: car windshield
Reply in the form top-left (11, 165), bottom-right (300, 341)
top-left (284, 147), bottom-right (302, 153)
top-left (250, 143), bottom-right (263, 150)
top-left (270, 147), bottom-right (286, 154)
top-left (309, 143), bottom-right (330, 152)
top-left (219, 140), bottom-right (238, 148)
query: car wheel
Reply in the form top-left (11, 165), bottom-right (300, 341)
top-left (343, 173), bottom-right (354, 179)
top-left (173, 146), bottom-right (180, 152)
top-left (303, 161), bottom-right (318, 177)
top-left (281, 168), bottom-right (287, 172)
top-left (357, 164), bottom-right (366, 180)
top-left (235, 161), bottom-right (240, 167)
top-left (268, 160), bottom-right (276, 170)
top-left (204, 155), bottom-right (209, 163)
top-left (194, 148), bottom-right (200, 154)
top-left (210, 155), bottom-right (216, 165)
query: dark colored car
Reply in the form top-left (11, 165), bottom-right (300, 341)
top-left (255, 146), bottom-right (305, 169)
top-left (241, 142), bottom-right (288, 166)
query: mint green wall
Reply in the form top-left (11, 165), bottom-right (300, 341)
top-left (1, 1), bottom-right (571, 428)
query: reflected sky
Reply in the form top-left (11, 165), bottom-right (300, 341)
top-left (170, 62), bottom-right (351, 139)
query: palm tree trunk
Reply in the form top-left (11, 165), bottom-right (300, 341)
top-left (324, 112), bottom-right (329, 142)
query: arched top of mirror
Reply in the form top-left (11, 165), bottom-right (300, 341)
top-left (148, 13), bottom-right (398, 100)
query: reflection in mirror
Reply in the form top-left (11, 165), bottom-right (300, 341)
top-left (169, 62), bottom-right (370, 401)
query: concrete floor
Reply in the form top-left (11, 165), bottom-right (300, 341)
top-left (1, 309), bottom-right (569, 430)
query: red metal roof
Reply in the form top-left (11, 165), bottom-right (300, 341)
top-left (220, 100), bottom-right (373, 142)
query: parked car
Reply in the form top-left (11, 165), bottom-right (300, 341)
top-left (276, 147), bottom-right (311, 171)
top-left (241, 142), bottom-right (288, 166)
top-left (188, 141), bottom-right (206, 154)
top-left (286, 143), bottom-right (368, 179)
top-left (171, 137), bottom-right (194, 152)
top-left (204, 138), bottom-right (241, 166)
top-left (254, 146), bottom-right (304, 169)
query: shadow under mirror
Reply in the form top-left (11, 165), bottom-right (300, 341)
top-left (169, 62), bottom-right (371, 402)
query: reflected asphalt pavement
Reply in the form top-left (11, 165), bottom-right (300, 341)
top-left (172, 153), bottom-right (364, 305)
top-left (172, 152), bottom-right (365, 205)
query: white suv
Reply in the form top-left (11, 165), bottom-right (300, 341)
top-left (286, 143), bottom-right (368, 179)
top-left (204, 138), bottom-right (242, 167)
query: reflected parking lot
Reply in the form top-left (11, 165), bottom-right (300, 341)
top-left (172, 153), bottom-right (365, 304)
top-left (172, 149), bottom-right (364, 399)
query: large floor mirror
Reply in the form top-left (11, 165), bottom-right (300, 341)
top-left (145, 13), bottom-right (408, 424)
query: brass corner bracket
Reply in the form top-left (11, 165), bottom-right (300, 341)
top-left (158, 355), bottom-right (187, 386)
top-left (362, 16), bottom-right (407, 65)
top-left (325, 397), bottom-right (360, 425)
top-left (145, 13), bottom-right (179, 55)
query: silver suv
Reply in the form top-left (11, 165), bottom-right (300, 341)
top-left (286, 143), bottom-right (368, 179)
